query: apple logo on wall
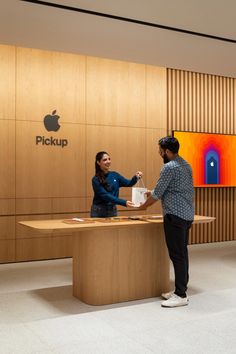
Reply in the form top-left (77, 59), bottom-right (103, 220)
top-left (44, 110), bottom-right (60, 132)
top-left (36, 109), bottom-right (68, 148)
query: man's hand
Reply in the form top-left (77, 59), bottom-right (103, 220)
top-left (145, 190), bottom-right (152, 198)
top-left (137, 203), bottom-right (147, 210)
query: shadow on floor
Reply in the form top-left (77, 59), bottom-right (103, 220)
top-left (31, 285), bottom-right (165, 315)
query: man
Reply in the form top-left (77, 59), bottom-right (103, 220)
top-left (138, 136), bottom-right (194, 308)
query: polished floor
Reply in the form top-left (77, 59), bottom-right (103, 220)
top-left (0, 240), bottom-right (236, 354)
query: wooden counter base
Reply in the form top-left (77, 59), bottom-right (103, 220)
top-left (73, 223), bottom-right (170, 305)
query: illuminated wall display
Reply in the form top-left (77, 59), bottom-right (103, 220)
top-left (173, 131), bottom-right (236, 187)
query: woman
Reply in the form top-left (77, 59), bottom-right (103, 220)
top-left (91, 151), bottom-right (143, 217)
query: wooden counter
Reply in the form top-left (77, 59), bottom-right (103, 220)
top-left (19, 214), bottom-right (215, 305)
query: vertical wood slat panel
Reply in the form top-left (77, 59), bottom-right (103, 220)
top-left (216, 76), bottom-right (220, 132)
top-left (167, 69), bottom-right (236, 244)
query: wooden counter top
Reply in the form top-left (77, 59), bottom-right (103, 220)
top-left (19, 214), bottom-right (215, 232)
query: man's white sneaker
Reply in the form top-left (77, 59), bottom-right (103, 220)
top-left (161, 293), bottom-right (188, 308)
top-left (161, 291), bottom-right (174, 300)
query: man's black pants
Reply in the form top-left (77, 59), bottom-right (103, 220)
top-left (163, 214), bottom-right (193, 297)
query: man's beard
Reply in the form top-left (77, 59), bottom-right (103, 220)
top-left (163, 154), bottom-right (169, 164)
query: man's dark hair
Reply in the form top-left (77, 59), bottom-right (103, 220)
top-left (158, 136), bottom-right (180, 153)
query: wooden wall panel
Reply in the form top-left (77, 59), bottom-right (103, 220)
top-left (168, 70), bottom-right (235, 134)
top-left (0, 43), bottom-right (234, 263)
top-left (0, 215), bottom-right (15, 263)
top-left (51, 235), bottom-right (72, 259)
top-left (52, 197), bottom-right (87, 214)
top-left (0, 199), bottom-right (15, 216)
top-left (145, 66), bottom-right (167, 214)
top-left (16, 235), bottom-right (73, 261)
top-left (0, 241), bottom-right (15, 263)
top-left (0, 46), bottom-right (167, 263)
top-left (167, 69), bottom-right (236, 243)
top-left (86, 57), bottom-right (146, 127)
top-left (0, 216), bottom-right (15, 240)
top-left (16, 47), bottom-right (86, 123)
top-left (191, 188), bottom-right (236, 243)
top-left (16, 238), bottom-right (54, 262)
top-left (146, 128), bottom-right (166, 215)
top-left (0, 45), bottom-right (15, 120)
top-left (146, 66), bottom-right (167, 129)
top-left (16, 198), bottom-right (52, 215)
top-left (16, 122), bottom-right (86, 199)
top-left (0, 121), bottom-right (15, 200)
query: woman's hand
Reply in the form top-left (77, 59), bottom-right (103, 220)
top-left (135, 171), bottom-right (143, 179)
top-left (126, 201), bottom-right (136, 207)
top-left (126, 201), bottom-right (146, 209)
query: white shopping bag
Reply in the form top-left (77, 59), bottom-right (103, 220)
top-left (132, 179), bottom-right (147, 206)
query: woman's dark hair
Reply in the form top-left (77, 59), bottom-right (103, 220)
top-left (158, 136), bottom-right (180, 153)
top-left (95, 151), bottom-right (111, 191)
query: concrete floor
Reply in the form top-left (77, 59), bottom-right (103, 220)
top-left (0, 240), bottom-right (236, 354)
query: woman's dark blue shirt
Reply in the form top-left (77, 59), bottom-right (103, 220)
top-left (92, 171), bottom-right (137, 207)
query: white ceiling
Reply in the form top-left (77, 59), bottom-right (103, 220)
top-left (0, 0), bottom-right (235, 77)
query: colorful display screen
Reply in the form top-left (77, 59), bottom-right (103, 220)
top-left (173, 131), bottom-right (236, 187)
